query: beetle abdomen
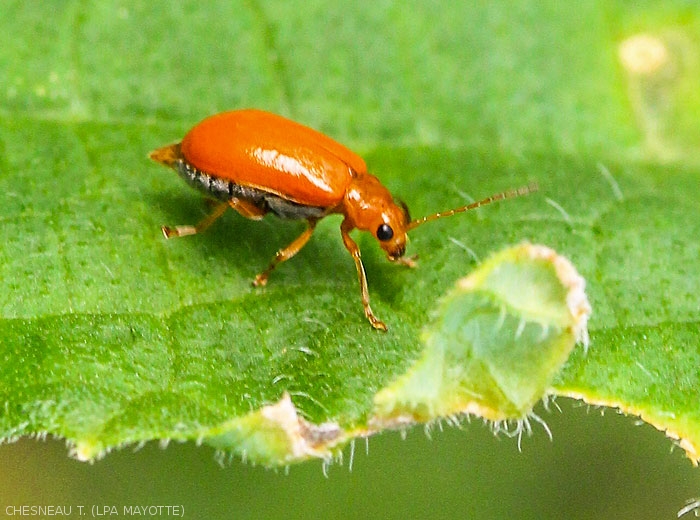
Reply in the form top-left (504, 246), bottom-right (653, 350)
top-left (174, 157), bottom-right (327, 220)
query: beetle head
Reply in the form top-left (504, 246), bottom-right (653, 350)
top-left (344, 174), bottom-right (410, 260)
top-left (373, 201), bottom-right (410, 260)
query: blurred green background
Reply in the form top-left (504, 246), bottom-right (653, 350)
top-left (1, 400), bottom-right (699, 519)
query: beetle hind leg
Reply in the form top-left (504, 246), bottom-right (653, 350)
top-left (228, 197), bottom-right (267, 220)
top-left (253, 219), bottom-right (318, 287)
top-left (162, 201), bottom-right (229, 238)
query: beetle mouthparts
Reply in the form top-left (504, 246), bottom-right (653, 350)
top-left (387, 246), bottom-right (406, 261)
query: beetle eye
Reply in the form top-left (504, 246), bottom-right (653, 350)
top-left (376, 224), bottom-right (394, 241)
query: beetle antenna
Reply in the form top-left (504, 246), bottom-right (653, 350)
top-left (406, 182), bottom-right (538, 231)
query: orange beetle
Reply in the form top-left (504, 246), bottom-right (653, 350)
top-left (150, 109), bottom-right (536, 330)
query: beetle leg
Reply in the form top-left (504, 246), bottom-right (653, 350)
top-left (161, 201), bottom-right (229, 239)
top-left (253, 219), bottom-right (318, 287)
top-left (228, 197), bottom-right (267, 220)
top-left (340, 221), bottom-right (388, 331)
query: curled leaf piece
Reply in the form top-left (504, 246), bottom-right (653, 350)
top-left (372, 243), bottom-right (591, 427)
top-left (203, 393), bottom-right (344, 466)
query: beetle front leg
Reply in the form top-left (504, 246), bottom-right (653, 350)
top-left (253, 219), bottom-right (318, 287)
top-left (161, 201), bottom-right (229, 238)
top-left (340, 221), bottom-right (387, 331)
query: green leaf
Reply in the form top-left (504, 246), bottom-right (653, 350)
top-left (1, 1), bottom-right (699, 466)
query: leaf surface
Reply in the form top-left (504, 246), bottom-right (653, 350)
top-left (1, 1), bottom-right (698, 465)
